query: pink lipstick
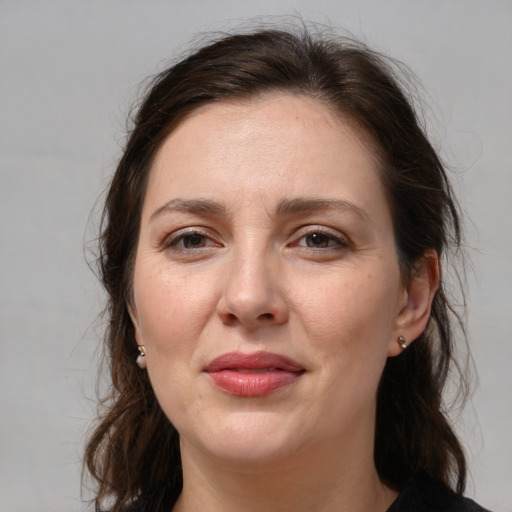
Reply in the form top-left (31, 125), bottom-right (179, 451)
top-left (203, 351), bottom-right (305, 397)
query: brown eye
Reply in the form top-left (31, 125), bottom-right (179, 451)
top-left (305, 233), bottom-right (331, 248)
top-left (166, 231), bottom-right (217, 251)
top-left (297, 230), bottom-right (347, 250)
top-left (181, 234), bottom-right (207, 249)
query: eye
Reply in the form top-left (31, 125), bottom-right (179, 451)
top-left (164, 229), bottom-right (220, 251)
top-left (301, 232), bottom-right (336, 248)
top-left (294, 228), bottom-right (349, 251)
top-left (176, 233), bottom-right (209, 249)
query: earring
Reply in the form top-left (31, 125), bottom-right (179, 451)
top-left (397, 335), bottom-right (407, 350)
top-left (136, 345), bottom-right (147, 369)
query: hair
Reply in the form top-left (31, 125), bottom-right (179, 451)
top-left (84, 25), bottom-right (469, 512)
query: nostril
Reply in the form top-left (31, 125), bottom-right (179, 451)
top-left (219, 312), bottom-right (239, 326)
top-left (258, 313), bottom-right (274, 321)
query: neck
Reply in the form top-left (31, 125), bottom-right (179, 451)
top-left (173, 434), bottom-right (397, 512)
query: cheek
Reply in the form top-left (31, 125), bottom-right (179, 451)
top-left (293, 269), bottom-right (399, 417)
top-left (132, 264), bottom-right (220, 422)
top-left (292, 266), bottom-right (399, 361)
top-left (133, 263), bottom-right (219, 360)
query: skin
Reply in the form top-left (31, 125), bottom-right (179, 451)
top-left (130, 94), bottom-right (439, 512)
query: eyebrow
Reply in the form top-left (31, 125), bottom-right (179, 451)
top-left (150, 198), bottom-right (228, 221)
top-left (150, 196), bottom-right (370, 222)
top-left (276, 197), bottom-right (370, 221)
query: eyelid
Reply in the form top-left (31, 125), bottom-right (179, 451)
top-left (159, 225), bottom-right (349, 252)
top-left (290, 225), bottom-right (350, 249)
top-left (161, 226), bottom-right (222, 250)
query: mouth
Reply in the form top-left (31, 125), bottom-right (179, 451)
top-left (203, 351), bottom-right (305, 397)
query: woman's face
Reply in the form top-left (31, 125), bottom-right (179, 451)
top-left (130, 94), bottom-right (414, 468)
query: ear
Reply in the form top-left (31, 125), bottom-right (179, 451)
top-left (387, 250), bottom-right (440, 357)
top-left (127, 303), bottom-right (144, 346)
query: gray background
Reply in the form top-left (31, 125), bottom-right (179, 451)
top-left (0, 1), bottom-right (510, 511)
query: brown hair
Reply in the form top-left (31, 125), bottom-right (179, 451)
top-left (84, 26), bottom-right (468, 511)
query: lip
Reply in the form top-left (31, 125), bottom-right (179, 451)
top-left (203, 351), bottom-right (305, 397)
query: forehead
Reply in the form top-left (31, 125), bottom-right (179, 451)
top-left (145, 94), bottom-right (387, 219)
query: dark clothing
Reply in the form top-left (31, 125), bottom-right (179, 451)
top-left (387, 475), bottom-right (489, 512)
top-left (124, 474), bottom-right (490, 512)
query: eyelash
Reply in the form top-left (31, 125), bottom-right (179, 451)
top-left (292, 227), bottom-right (349, 251)
top-left (162, 228), bottom-right (220, 252)
top-left (161, 226), bottom-right (349, 255)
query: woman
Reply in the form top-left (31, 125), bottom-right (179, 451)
top-left (85, 27), bottom-right (489, 511)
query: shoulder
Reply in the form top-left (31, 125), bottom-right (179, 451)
top-left (387, 474), bottom-right (491, 512)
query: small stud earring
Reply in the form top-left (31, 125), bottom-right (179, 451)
top-left (397, 335), bottom-right (407, 349)
top-left (136, 345), bottom-right (146, 369)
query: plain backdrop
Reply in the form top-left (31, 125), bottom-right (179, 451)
top-left (0, 1), bottom-right (511, 511)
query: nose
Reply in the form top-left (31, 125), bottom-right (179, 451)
top-left (217, 249), bottom-right (289, 330)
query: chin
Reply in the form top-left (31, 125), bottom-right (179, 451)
top-left (181, 410), bottom-right (306, 469)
